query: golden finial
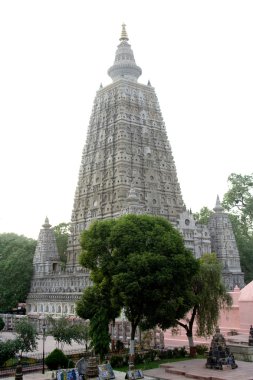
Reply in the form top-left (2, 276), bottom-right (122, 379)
top-left (120, 23), bottom-right (129, 41)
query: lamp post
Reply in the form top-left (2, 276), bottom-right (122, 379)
top-left (42, 322), bottom-right (46, 374)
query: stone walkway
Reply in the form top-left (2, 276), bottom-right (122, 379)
top-left (0, 370), bottom-right (127, 380)
top-left (144, 359), bottom-right (253, 380)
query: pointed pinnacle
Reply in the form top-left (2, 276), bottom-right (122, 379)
top-left (120, 23), bottom-right (129, 41)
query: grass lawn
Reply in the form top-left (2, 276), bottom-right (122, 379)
top-left (115, 356), bottom-right (194, 372)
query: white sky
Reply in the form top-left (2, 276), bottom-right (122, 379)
top-left (0, 0), bottom-right (253, 239)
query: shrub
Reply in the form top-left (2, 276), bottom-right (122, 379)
top-left (195, 344), bottom-right (208, 355)
top-left (178, 347), bottom-right (187, 357)
top-left (166, 349), bottom-right (174, 359)
top-left (115, 340), bottom-right (124, 352)
top-left (134, 353), bottom-right (144, 364)
top-left (45, 348), bottom-right (68, 370)
top-left (0, 339), bottom-right (19, 367)
top-left (109, 354), bottom-right (124, 367)
top-left (143, 350), bottom-right (156, 362)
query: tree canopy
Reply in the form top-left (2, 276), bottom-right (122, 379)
top-left (15, 318), bottom-right (38, 356)
top-left (193, 206), bottom-right (213, 225)
top-left (223, 173), bottom-right (253, 230)
top-left (47, 316), bottom-right (90, 349)
top-left (76, 214), bottom-right (199, 358)
top-left (175, 253), bottom-right (232, 348)
top-left (0, 233), bottom-right (36, 312)
top-left (223, 173), bottom-right (253, 283)
top-left (53, 222), bottom-right (71, 266)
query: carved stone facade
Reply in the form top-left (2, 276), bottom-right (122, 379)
top-left (26, 25), bottom-right (244, 316)
top-left (177, 210), bottom-right (212, 258)
top-left (26, 217), bottom-right (91, 315)
top-left (208, 196), bottom-right (245, 290)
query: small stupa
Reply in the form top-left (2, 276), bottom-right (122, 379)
top-left (86, 356), bottom-right (99, 379)
top-left (206, 327), bottom-right (238, 370)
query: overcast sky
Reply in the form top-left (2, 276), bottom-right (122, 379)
top-left (0, 0), bottom-right (252, 239)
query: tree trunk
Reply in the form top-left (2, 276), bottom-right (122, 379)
top-left (187, 332), bottom-right (196, 357)
top-left (187, 333), bottom-right (194, 348)
top-left (129, 322), bottom-right (137, 368)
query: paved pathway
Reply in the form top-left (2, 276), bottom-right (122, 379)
top-left (144, 359), bottom-right (253, 380)
top-left (0, 369), bottom-right (128, 380)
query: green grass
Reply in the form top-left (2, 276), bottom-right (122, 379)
top-left (115, 357), bottom-right (192, 372)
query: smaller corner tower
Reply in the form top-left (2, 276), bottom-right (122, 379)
top-left (32, 217), bottom-right (61, 276)
top-left (208, 196), bottom-right (245, 290)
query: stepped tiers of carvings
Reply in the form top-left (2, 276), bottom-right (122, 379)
top-left (208, 196), bottom-right (244, 290)
top-left (26, 25), bottom-right (245, 317)
top-left (206, 327), bottom-right (238, 370)
top-left (26, 217), bottom-right (91, 315)
top-left (66, 24), bottom-right (184, 272)
top-left (176, 210), bottom-right (211, 257)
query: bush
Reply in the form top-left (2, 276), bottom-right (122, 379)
top-left (143, 350), bottom-right (156, 362)
top-left (178, 347), bottom-right (187, 357)
top-left (45, 348), bottom-right (68, 370)
top-left (115, 340), bottom-right (124, 352)
top-left (0, 339), bottom-right (19, 367)
top-left (195, 344), bottom-right (208, 355)
top-left (110, 354), bottom-right (125, 367)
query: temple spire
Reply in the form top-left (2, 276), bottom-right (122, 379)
top-left (108, 25), bottom-right (142, 82)
top-left (213, 195), bottom-right (224, 213)
top-left (120, 23), bottom-right (129, 41)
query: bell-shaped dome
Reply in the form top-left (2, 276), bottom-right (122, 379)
top-left (108, 24), bottom-right (142, 82)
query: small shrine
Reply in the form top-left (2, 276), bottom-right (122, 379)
top-left (206, 327), bottom-right (238, 370)
top-left (86, 356), bottom-right (99, 379)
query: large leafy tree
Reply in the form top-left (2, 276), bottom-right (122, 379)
top-left (47, 316), bottom-right (90, 349)
top-left (76, 214), bottom-right (198, 359)
top-left (0, 233), bottom-right (36, 312)
top-left (193, 206), bottom-right (213, 225)
top-left (175, 253), bottom-right (232, 348)
top-left (15, 319), bottom-right (38, 357)
top-left (223, 173), bottom-right (253, 282)
top-left (53, 223), bottom-right (71, 266)
top-left (223, 173), bottom-right (253, 229)
top-left (76, 285), bottom-right (118, 358)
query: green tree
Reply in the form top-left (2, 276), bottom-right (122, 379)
top-left (53, 223), bottom-right (71, 266)
top-left (76, 286), bottom-right (114, 359)
top-left (175, 253), bottom-right (232, 348)
top-left (47, 316), bottom-right (72, 347)
top-left (223, 173), bottom-right (253, 282)
top-left (70, 322), bottom-right (90, 350)
top-left (47, 316), bottom-right (89, 349)
top-left (0, 233), bottom-right (36, 312)
top-left (45, 348), bottom-right (69, 370)
top-left (0, 339), bottom-right (19, 367)
top-left (76, 214), bottom-right (198, 360)
top-left (223, 173), bottom-right (253, 230)
top-left (193, 206), bottom-right (213, 225)
top-left (15, 319), bottom-right (38, 357)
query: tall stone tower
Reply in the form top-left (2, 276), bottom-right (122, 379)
top-left (26, 25), bottom-right (244, 317)
top-left (66, 24), bottom-right (184, 270)
top-left (208, 196), bottom-right (244, 290)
